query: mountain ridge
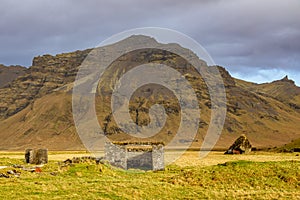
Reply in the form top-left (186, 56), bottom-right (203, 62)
top-left (0, 35), bottom-right (299, 150)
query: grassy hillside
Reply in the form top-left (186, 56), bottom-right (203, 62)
top-left (275, 138), bottom-right (300, 152)
top-left (0, 91), bottom-right (84, 150)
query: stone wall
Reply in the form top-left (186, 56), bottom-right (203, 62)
top-left (104, 142), bottom-right (164, 171)
top-left (152, 144), bottom-right (164, 171)
top-left (25, 148), bottom-right (48, 164)
top-left (104, 142), bottom-right (126, 169)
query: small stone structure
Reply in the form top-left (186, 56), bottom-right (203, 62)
top-left (224, 134), bottom-right (252, 154)
top-left (105, 141), bottom-right (164, 171)
top-left (25, 149), bottom-right (48, 164)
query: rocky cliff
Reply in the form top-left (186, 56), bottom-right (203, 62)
top-left (0, 49), bottom-right (91, 119)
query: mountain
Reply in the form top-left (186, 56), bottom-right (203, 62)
top-left (0, 64), bottom-right (26, 88)
top-left (0, 50), bottom-right (91, 119)
top-left (0, 35), bottom-right (299, 150)
top-left (236, 76), bottom-right (300, 111)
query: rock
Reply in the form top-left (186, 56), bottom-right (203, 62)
top-left (224, 134), bottom-right (252, 154)
top-left (25, 148), bottom-right (48, 164)
top-left (22, 167), bottom-right (36, 172)
top-left (50, 172), bottom-right (57, 176)
top-left (12, 164), bottom-right (23, 168)
top-left (63, 158), bottom-right (73, 164)
top-left (0, 173), bottom-right (9, 178)
top-left (292, 148), bottom-right (300, 152)
top-left (95, 157), bottom-right (104, 164)
top-left (25, 149), bottom-right (34, 163)
top-left (7, 170), bottom-right (15, 175)
top-left (7, 169), bottom-right (21, 177)
top-left (217, 66), bottom-right (236, 87)
top-left (272, 75), bottom-right (296, 85)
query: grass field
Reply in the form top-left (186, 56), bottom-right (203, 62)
top-left (0, 151), bottom-right (299, 199)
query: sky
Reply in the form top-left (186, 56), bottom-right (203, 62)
top-left (0, 0), bottom-right (299, 85)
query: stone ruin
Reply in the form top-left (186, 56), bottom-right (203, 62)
top-left (224, 134), bottom-right (252, 154)
top-left (105, 141), bottom-right (164, 171)
top-left (25, 149), bottom-right (48, 164)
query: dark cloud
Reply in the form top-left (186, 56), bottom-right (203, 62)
top-left (0, 0), bottom-right (299, 84)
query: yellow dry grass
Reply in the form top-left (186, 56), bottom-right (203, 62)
top-left (0, 151), bottom-right (299, 199)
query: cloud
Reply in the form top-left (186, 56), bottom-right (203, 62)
top-left (0, 0), bottom-right (299, 85)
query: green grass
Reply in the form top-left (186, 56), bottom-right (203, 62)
top-left (0, 157), bottom-right (299, 199)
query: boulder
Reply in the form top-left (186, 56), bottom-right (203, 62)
top-left (225, 134), bottom-right (252, 154)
